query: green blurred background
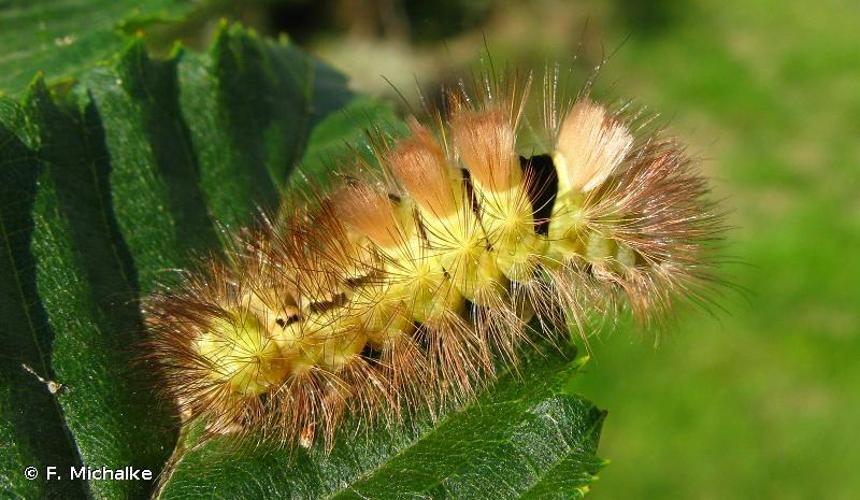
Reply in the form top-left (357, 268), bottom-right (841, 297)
top-left (239, 0), bottom-right (860, 497)
top-left (148, 0), bottom-right (860, 497)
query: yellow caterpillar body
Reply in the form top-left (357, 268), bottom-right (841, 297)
top-left (144, 68), bottom-right (723, 449)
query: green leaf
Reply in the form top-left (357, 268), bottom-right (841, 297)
top-left (0, 0), bottom-right (198, 96)
top-left (21, 74), bottom-right (177, 499)
top-left (0, 97), bottom-right (89, 499)
top-left (0, 11), bottom-right (606, 500)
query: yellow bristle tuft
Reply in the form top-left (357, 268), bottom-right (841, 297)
top-left (195, 310), bottom-right (289, 397)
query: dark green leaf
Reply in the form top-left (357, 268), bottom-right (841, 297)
top-left (19, 76), bottom-right (175, 499)
top-left (0, 0), bottom-right (197, 95)
top-left (0, 97), bottom-right (89, 499)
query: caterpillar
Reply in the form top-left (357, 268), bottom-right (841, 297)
top-left (143, 66), bottom-right (724, 450)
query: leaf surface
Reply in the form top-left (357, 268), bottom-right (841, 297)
top-left (0, 0), bottom-right (197, 95)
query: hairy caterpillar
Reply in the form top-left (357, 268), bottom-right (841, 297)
top-left (143, 66), bottom-right (724, 450)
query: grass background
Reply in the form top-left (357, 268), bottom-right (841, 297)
top-left (282, 0), bottom-right (859, 497)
